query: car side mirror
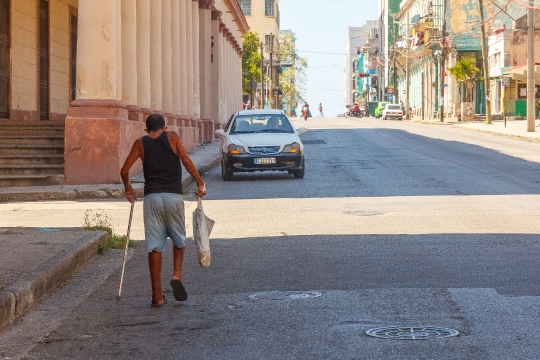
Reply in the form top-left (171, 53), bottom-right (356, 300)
top-left (215, 129), bottom-right (226, 137)
top-left (296, 127), bottom-right (308, 135)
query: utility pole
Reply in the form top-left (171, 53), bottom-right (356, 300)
top-left (259, 41), bottom-right (264, 109)
top-left (478, 0), bottom-right (492, 124)
top-left (440, 0), bottom-right (447, 123)
top-left (405, 15), bottom-right (410, 120)
top-left (269, 34), bottom-right (274, 109)
top-left (393, 56), bottom-right (397, 104)
top-left (527, 0), bottom-right (535, 132)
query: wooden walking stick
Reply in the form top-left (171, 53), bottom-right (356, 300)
top-left (117, 200), bottom-right (135, 301)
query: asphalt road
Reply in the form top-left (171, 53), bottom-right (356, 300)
top-left (2, 117), bottom-right (540, 359)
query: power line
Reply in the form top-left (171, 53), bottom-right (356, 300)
top-left (310, 63), bottom-right (344, 68)
top-left (298, 50), bottom-right (358, 55)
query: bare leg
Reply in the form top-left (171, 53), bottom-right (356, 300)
top-left (170, 246), bottom-right (188, 301)
top-left (172, 246), bottom-right (185, 281)
top-left (148, 251), bottom-right (163, 305)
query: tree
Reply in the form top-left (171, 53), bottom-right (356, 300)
top-left (242, 31), bottom-right (261, 96)
top-left (447, 57), bottom-right (479, 103)
top-left (278, 33), bottom-right (308, 116)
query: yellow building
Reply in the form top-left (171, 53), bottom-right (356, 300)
top-left (238, 0), bottom-right (280, 108)
top-left (0, 0), bottom-right (248, 185)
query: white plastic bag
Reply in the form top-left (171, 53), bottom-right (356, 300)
top-left (192, 198), bottom-right (214, 268)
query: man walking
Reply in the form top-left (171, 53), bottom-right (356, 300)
top-left (318, 103), bottom-right (324, 117)
top-left (121, 114), bottom-right (207, 307)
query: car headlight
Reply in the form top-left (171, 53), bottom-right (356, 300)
top-left (228, 144), bottom-right (246, 155)
top-left (282, 142), bottom-right (300, 153)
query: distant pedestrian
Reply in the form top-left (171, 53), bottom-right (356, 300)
top-left (537, 100), bottom-right (540, 126)
top-left (120, 113), bottom-right (207, 307)
top-left (245, 100), bottom-right (251, 110)
top-left (318, 103), bottom-right (324, 117)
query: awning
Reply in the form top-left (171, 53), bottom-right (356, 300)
top-left (502, 62), bottom-right (540, 84)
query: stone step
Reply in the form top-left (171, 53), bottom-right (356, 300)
top-left (0, 174), bottom-right (64, 187)
top-left (0, 135), bottom-right (64, 145)
top-left (0, 126), bottom-right (65, 136)
top-left (0, 144), bottom-right (64, 155)
top-left (0, 164), bottom-right (64, 175)
top-left (0, 154), bottom-right (65, 165)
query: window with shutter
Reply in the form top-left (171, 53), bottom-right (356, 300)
top-left (238, 0), bottom-right (251, 16)
top-left (70, 13), bottom-right (77, 102)
top-left (265, 0), bottom-right (274, 16)
top-left (0, 0), bottom-right (9, 118)
top-left (39, 0), bottom-right (49, 120)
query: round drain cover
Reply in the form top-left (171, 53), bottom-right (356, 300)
top-left (343, 211), bottom-right (384, 216)
top-left (249, 291), bottom-right (322, 300)
top-left (366, 326), bottom-right (459, 340)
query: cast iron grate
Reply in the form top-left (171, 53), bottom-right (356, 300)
top-left (302, 139), bottom-right (326, 145)
top-left (249, 291), bottom-right (322, 300)
top-left (366, 326), bottom-right (459, 340)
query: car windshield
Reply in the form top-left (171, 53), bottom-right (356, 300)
top-left (230, 114), bottom-right (294, 134)
top-left (386, 105), bottom-right (401, 110)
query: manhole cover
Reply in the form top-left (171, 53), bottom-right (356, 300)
top-left (343, 211), bottom-right (384, 216)
top-left (366, 326), bottom-right (459, 340)
top-left (249, 291), bottom-right (322, 300)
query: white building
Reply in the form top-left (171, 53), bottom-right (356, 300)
top-left (344, 23), bottom-right (377, 107)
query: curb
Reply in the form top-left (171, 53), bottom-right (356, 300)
top-left (182, 155), bottom-right (222, 191)
top-left (0, 155), bottom-right (221, 203)
top-left (0, 230), bottom-right (108, 331)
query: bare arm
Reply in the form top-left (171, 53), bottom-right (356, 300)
top-left (167, 132), bottom-right (207, 198)
top-left (120, 138), bottom-right (143, 202)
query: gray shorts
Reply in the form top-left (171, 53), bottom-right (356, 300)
top-left (143, 193), bottom-right (186, 252)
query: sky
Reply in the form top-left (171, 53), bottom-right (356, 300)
top-left (279, 0), bottom-right (379, 116)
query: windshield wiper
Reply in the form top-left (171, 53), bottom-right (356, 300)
top-left (232, 130), bottom-right (256, 134)
top-left (259, 129), bottom-right (291, 133)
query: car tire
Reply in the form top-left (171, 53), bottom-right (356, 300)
top-left (221, 159), bottom-right (233, 181)
top-left (293, 160), bottom-right (305, 179)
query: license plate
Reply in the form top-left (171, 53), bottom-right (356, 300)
top-left (255, 157), bottom-right (276, 164)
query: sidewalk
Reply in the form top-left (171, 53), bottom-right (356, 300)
top-left (0, 141), bottom-right (221, 203)
top-left (0, 141), bottom-right (221, 331)
top-left (414, 118), bottom-right (540, 141)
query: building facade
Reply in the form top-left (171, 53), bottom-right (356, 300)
top-left (344, 24), bottom-right (376, 106)
top-left (0, 0), bottom-right (248, 185)
top-left (238, 0), bottom-right (280, 109)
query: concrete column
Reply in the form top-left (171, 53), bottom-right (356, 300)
top-left (136, 0), bottom-right (151, 110)
top-left (171, 1), bottom-right (181, 115)
top-left (116, 0), bottom-right (123, 101)
top-left (225, 33), bottom-right (231, 117)
top-left (121, 0), bottom-right (139, 120)
top-left (162, 0), bottom-right (173, 113)
top-left (76, 0), bottom-right (121, 100)
top-left (211, 12), bottom-right (221, 124)
top-left (191, 0), bottom-right (200, 118)
top-left (199, 1), bottom-right (212, 120)
top-left (150, 0), bottom-right (162, 110)
top-left (66, 0), bottom-right (144, 185)
top-left (185, 0), bottom-right (194, 116)
top-left (178, 0), bottom-right (188, 115)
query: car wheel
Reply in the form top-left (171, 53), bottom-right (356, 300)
top-left (221, 159), bottom-right (233, 181)
top-left (293, 160), bottom-right (305, 179)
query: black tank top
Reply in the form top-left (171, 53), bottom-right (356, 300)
top-left (142, 132), bottom-right (183, 196)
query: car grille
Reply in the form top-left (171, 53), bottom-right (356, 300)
top-left (248, 146), bottom-right (281, 154)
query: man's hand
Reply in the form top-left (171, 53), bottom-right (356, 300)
top-left (195, 183), bottom-right (207, 198)
top-left (124, 185), bottom-right (137, 203)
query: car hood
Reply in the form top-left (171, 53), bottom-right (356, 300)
top-left (228, 133), bottom-right (300, 149)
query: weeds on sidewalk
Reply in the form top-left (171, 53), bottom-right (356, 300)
top-left (83, 209), bottom-right (135, 254)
